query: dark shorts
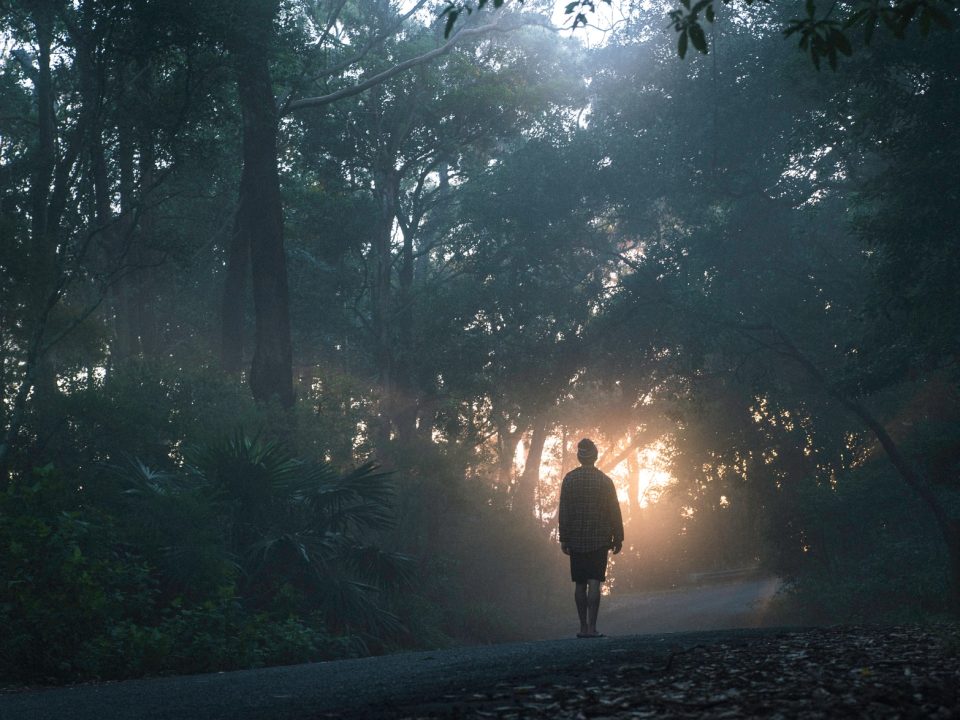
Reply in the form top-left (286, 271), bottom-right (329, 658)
top-left (569, 547), bottom-right (609, 582)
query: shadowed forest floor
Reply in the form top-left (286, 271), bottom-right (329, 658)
top-left (389, 626), bottom-right (960, 720)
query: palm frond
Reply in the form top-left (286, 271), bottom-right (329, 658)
top-left (339, 543), bottom-right (416, 590)
top-left (110, 456), bottom-right (180, 497)
top-left (300, 461), bottom-right (398, 532)
top-left (106, 456), bottom-right (237, 592)
top-left (187, 431), bottom-right (304, 495)
top-left (139, 432), bottom-right (410, 631)
top-left (322, 575), bottom-right (406, 636)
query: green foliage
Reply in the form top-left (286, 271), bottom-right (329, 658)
top-left (71, 599), bottom-right (359, 680)
top-left (0, 432), bottom-right (409, 685)
top-left (126, 433), bottom-right (414, 633)
top-left (784, 0), bottom-right (955, 69)
top-left (441, 0), bottom-right (511, 38)
top-left (26, 360), bottom-right (264, 479)
top-left (443, 0), bottom-right (955, 68)
top-left (774, 461), bottom-right (951, 623)
top-left (0, 465), bottom-right (158, 681)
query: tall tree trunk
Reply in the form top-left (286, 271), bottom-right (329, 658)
top-left (560, 425), bottom-right (571, 478)
top-left (117, 57), bottom-right (160, 360)
top-left (372, 171), bottom-right (398, 449)
top-left (229, 5), bottom-right (293, 407)
top-left (30, 5), bottom-right (55, 276)
top-left (1, 6), bottom-right (83, 474)
top-left (393, 221), bottom-right (417, 445)
top-left (135, 110), bottom-right (159, 357)
top-left (2, 6), bottom-right (58, 475)
top-left (515, 419), bottom-right (548, 517)
top-left (220, 209), bottom-right (249, 374)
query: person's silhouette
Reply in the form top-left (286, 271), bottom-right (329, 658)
top-left (558, 438), bottom-right (624, 638)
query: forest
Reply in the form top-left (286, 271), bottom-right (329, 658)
top-left (0, 0), bottom-right (958, 686)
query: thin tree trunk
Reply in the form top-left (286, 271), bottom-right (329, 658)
top-left (393, 220), bottom-right (418, 445)
top-left (114, 111), bottom-right (136, 362)
top-left (516, 419), bottom-right (548, 517)
top-left (136, 111), bottom-right (158, 357)
top-left (497, 423), bottom-right (521, 488)
top-left (372, 171), bottom-right (398, 448)
top-left (90, 114), bottom-right (126, 368)
top-left (560, 425), bottom-right (570, 478)
top-left (221, 209), bottom-right (249, 374)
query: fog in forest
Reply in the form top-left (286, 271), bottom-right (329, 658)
top-left (1, 0), bottom-right (958, 686)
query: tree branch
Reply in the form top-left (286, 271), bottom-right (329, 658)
top-left (285, 16), bottom-right (531, 114)
top-left (600, 424), bottom-right (660, 473)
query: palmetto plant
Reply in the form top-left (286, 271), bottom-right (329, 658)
top-left (117, 434), bottom-right (413, 633)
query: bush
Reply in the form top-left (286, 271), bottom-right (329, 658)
top-left (0, 465), bottom-right (158, 682)
top-left (76, 600), bottom-right (361, 679)
top-left (0, 432), bottom-right (408, 686)
top-left (772, 460), bottom-right (951, 624)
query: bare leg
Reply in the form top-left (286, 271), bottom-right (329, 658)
top-left (574, 582), bottom-right (588, 635)
top-left (586, 579), bottom-right (602, 635)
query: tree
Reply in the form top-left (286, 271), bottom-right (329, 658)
top-left (216, 0), bottom-right (550, 410)
top-left (0, 0), bottom-right (226, 470)
top-left (291, 17), bottom-right (582, 455)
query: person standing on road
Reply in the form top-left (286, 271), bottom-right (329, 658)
top-left (558, 438), bottom-right (624, 639)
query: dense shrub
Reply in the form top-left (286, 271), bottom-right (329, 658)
top-left (0, 465), bottom-right (154, 680)
top-left (0, 432), bottom-right (407, 685)
top-left (75, 601), bottom-right (361, 679)
top-left (772, 460), bottom-right (951, 624)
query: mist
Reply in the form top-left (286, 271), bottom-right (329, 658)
top-left (1, 0), bottom-right (957, 691)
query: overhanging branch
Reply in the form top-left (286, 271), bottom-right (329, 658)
top-left (284, 15), bottom-right (548, 114)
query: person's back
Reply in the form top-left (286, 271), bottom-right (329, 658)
top-left (558, 464), bottom-right (622, 554)
top-left (558, 439), bottom-right (624, 638)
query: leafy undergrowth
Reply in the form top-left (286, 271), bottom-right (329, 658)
top-left (396, 625), bottom-right (960, 719)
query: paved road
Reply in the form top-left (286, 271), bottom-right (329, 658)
top-left (1, 630), bottom-right (787, 720)
top-left (0, 578), bottom-right (788, 720)
top-left (535, 576), bottom-right (784, 639)
top-left (600, 577), bottom-right (784, 636)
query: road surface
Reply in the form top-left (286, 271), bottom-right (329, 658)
top-left (599, 576), bottom-right (784, 635)
top-left (0, 577), bottom-right (788, 720)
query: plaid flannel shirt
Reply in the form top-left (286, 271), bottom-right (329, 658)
top-left (558, 465), bottom-right (624, 553)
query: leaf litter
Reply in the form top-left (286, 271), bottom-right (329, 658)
top-left (395, 626), bottom-right (960, 719)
